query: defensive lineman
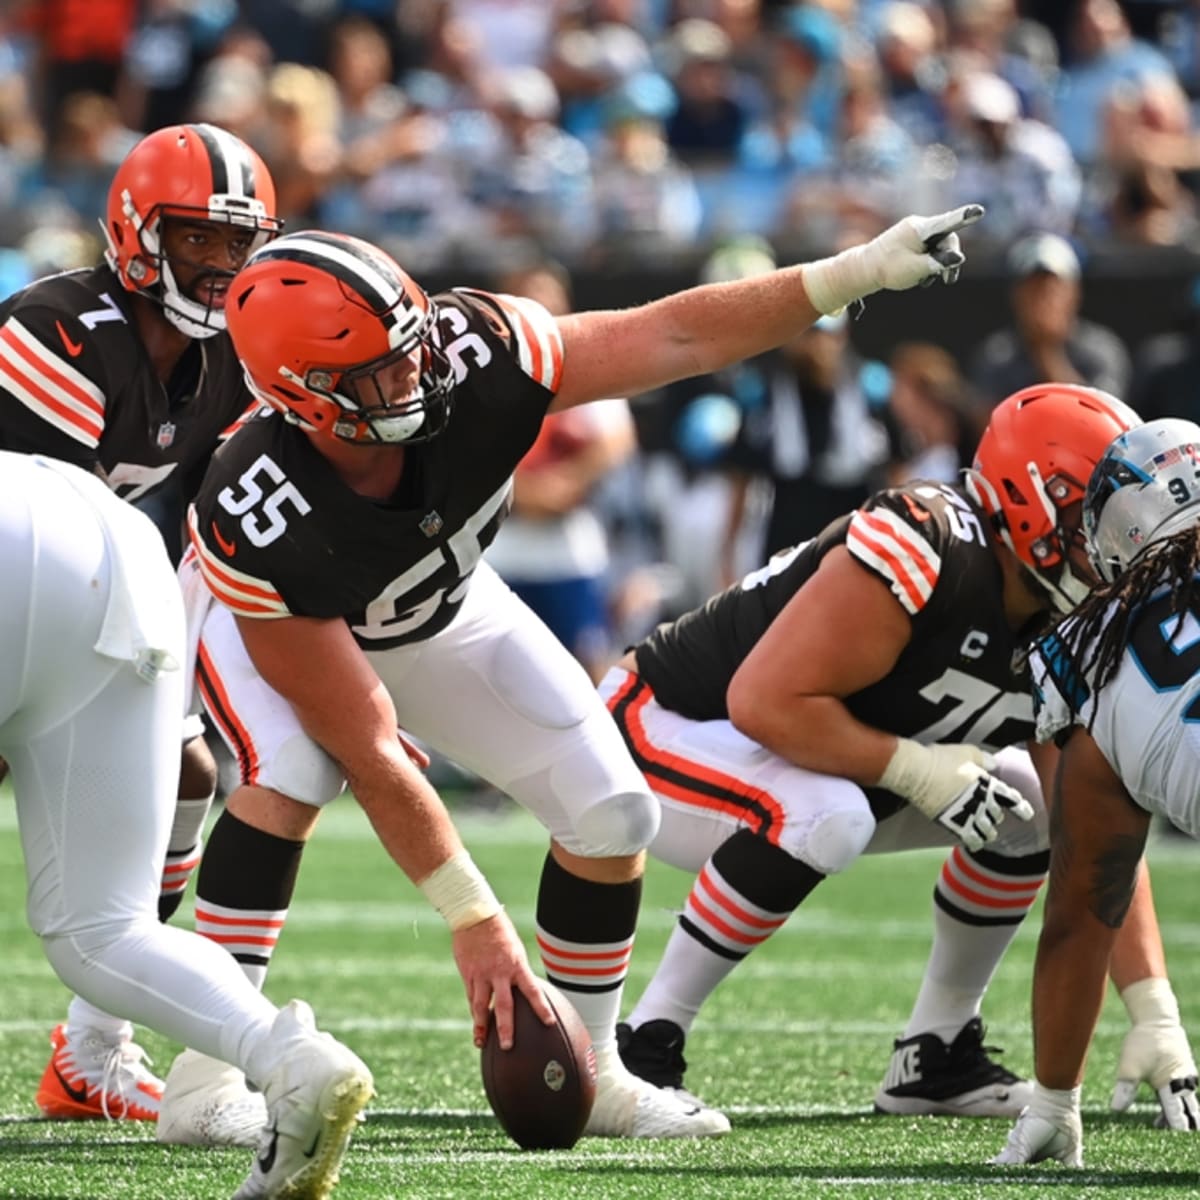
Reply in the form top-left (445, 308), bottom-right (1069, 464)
top-left (996, 417), bottom-right (1200, 1166)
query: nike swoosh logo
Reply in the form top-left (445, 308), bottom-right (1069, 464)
top-left (211, 521), bottom-right (237, 557)
top-left (55, 320), bottom-right (84, 358)
top-left (257, 1122), bottom-right (280, 1173)
top-left (302, 1131), bottom-right (321, 1158)
top-left (53, 1063), bottom-right (91, 1105)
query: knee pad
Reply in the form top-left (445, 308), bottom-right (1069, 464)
top-left (568, 789), bottom-right (662, 858)
top-left (772, 801), bottom-right (878, 878)
top-left (262, 732), bottom-right (345, 809)
top-left (989, 749), bottom-right (1050, 857)
top-left (792, 806), bottom-right (878, 873)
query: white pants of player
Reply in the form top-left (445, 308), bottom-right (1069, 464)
top-left (194, 559), bottom-right (658, 857)
top-left (596, 668), bottom-right (1049, 875)
top-left (0, 459), bottom-right (276, 1067)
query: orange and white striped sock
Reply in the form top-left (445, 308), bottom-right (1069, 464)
top-left (158, 794), bottom-right (213, 922)
top-left (193, 809), bottom-right (304, 990)
top-left (627, 831), bottom-right (822, 1035)
top-left (903, 845), bottom-right (1047, 1041)
top-left (535, 854), bottom-right (641, 1052)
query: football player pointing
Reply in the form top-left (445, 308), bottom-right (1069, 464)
top-left (174, 208), bottom-right (983, 1140)
top-left (995, 418), bottom-right (1200, 1167)
top-left (0, 123), bottom-right (281, 1128)
top-left (606, 385), bottom-right (1194, 1125)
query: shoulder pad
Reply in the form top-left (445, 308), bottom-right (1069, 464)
top-left (450, 287), bottom-right (564, 393)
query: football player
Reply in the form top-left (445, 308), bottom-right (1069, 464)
top-left (996, 417), bottom-right (1200, 1166)
top-left (0, 452), bottom-right (371, 1200)
top-left (0, 122), bottom-right (281, 1126)
top-left (167, 208), bottom-right (985, 1142)
top-left (605, 385), bottom-right (1195, 1124)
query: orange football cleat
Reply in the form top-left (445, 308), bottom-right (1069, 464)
top-left (35, 1024), bottom-right (163, 1121)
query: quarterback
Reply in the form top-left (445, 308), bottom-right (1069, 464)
top-left (0, 122), bottom-right (281, 1127)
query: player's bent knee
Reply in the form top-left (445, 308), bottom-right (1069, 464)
top-left (40, 917), bottom-right (143, 983)
top-left (263, 734), bottom-right (345, 809)
top-left (783, 807), bottom-right (876, 875)
top-left (564, 790), bottom-right (661, 858)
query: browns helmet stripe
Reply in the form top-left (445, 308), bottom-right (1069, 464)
top-left (192, 122), bottom-right (255, 198)
top-left (251, 232), bottom-right (421, 338)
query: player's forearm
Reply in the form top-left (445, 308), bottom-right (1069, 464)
top-left (642, 265), bottom-right (824, 380)
top-left (348, 751), bottom-right (466, 885)
top-left (1108, 858), bottom-right (1169, 989)
top-left (1033, 907), bottom-right (1115, 1089)
top-left (728, 691), bottom-right (895, 787)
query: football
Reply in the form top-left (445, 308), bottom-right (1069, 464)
top-left (480, 979), bottom-right (597, 1150)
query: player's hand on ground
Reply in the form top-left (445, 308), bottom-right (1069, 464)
top-left (1112, 978), bottom-right (1200, 1129)
top-left (452, 912), bottom-right (555, 1050)
top-left (992, 1084), bottom-right (1083, 1167)
top-left (879, 738), bottom-right (1035, 851)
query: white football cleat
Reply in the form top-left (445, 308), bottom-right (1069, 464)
top-left (157, 1048), bottom-right (268, 1148)
top-left (584, 1042), bottom-right (730, 1138)
top-left (233, 1000), bottom-right (373, 1200)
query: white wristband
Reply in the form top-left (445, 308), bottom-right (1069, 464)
top-left (417, 850), bottom-right (502, 932)
top-left (800, 244), bottom-right (877, 317)
top-left (1121, 976), bottom-right (1181, 1026)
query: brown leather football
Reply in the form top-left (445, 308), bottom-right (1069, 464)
top-left (481, 979), bottom-right (597, 1149)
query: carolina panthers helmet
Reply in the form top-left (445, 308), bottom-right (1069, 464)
top-left (1083, 417), bottom-right (1200, 582)
top-left (965, 383), bottom-right (1141, 612)
top-left (104, 123), bottom-right (281, 339)
top-left (225, 230), bottom-right (455, 445)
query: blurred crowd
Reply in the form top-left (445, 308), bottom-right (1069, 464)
top-left (5, 0), bottom-right (1200, 283)
top-left (7, 0), bottom-right (1200, 683)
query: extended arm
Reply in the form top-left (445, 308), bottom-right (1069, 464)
top-left (549, 207), bottom-right (984, 411)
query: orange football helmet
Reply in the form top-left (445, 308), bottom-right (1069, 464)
top-left (225, 231), bottom-right (455, 444)
top-left (104, 123), bottom-right (281, 339)
top-left (965, 383), bottom-right (1141, 611)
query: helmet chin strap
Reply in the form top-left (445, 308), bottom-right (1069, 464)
top-left (159, 261), bottom-right (225, 340)
top-left (1035, 566), bottom-right (1091, 615)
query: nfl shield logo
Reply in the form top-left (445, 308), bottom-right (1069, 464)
top-left (156, 421), bottom-right (176, 449)
top-left (419, 511), bottom-right (444, 537)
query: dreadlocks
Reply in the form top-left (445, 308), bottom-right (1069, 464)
top-left (1044, 527), bottom-right (1200, 727)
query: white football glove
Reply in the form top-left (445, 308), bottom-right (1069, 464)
top-left (993, 1083), bottom-right (1083, 1167)
top-left (801, 204), bottom-right (986, 316)
top-left (1111, 977), bottom-right (1200, 1131)
top-left (878, 738), bottom-right (1036, 852)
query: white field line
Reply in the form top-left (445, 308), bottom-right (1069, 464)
top-left (7, 902), bottom-right (1200, 948)
top-left (0, 1013), bottom-right (1133, 1038)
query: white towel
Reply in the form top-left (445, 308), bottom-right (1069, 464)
top-left (33, 457), bottom-right (182, 682)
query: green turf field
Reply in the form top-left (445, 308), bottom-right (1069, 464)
top-left (1, 793), bottom-right (1197, 1200)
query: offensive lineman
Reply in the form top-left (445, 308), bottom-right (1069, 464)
top-left (169, 208), bottom-right (986, 1141)
top-left (0, 122), bottom-right (281, 1128)
top-left (607, 386), bottom-right (1197, 1125)
top-left (996, 417), bottom-right (1200, 1167)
